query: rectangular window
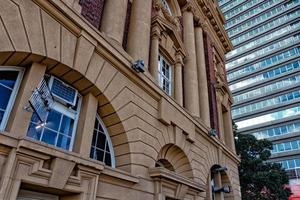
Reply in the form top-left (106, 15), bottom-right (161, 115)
top-left (0, 67), bottom-right (23, 131)
top-left (27, 76), bottom-right (81, 151)
top-left (158, 55), bottom-right (172, 96)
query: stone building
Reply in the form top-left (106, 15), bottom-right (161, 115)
top-left (0, 0), bottom-right (239, 199)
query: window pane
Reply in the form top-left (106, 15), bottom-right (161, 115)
top-left (105, 141), bottom-right (110, 152)
top-left (27, 122), bottom-right (42, 140)
top-left (0, 86), bottom-right (12, 110)
top-left (96, 133), bottom-right (106, 149)
top-left (92, 130), bottom-right (97, 146)
top-left (60, 116), bottom-right (74, 136)
top-left (285, 142), bottom-right (292, 151)
top-left (291, 141), bottom-right (298, 149)
top-left (282, 161), bottom-right (288, 169)
top-left (296, 159), bottom-right (300, 167)
top-left (278, 144), bottom-right (284, 152)
top-left (90, 147), bottom-right (95, 158)
top-left (0, 71), bottom-right (18, 89)
top-left (95, 149), bottom-right (104, 161)
top-left (56, 134), bottom-right (71, 149)
top-left (90, 115), bottom-right (115, 167)
top-left (105, 152), bottom-right (111, 166)
top-left (0, 111), bottom-right (4, 124)
top-left (45, 110), bottom-right (61, 131)
top-left (41, 129), bottom-right (57, 145)
top-left (288, 160), bottom-right (296, 169)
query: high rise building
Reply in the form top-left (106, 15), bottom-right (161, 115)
top-left (219, 0), bottom-right (300, 193)
top-left (0, 0), bottom-right (240, 199)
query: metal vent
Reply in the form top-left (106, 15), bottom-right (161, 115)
top-left (29, 78), bottom-right (54, 122)
top-left (49, 77), bottom-right (78, 106)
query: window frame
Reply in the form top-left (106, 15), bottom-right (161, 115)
top-left (27, 76), bottom-right (82, 151)
top-left (158, 54), bottom-right (172, 96)
top-left (90, 114), bottom-right (116, 168)
top-left (0, 66), bottom-right (24, 131)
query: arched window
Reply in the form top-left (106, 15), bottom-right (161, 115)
top-left (90, 114), bottom-right (115, 167)
top-left (27, 76), bottom-right (81, 151)
top-left (0, 67), bottom-right (23, 131)
top-left (161, 0), bottom-right (172, 15)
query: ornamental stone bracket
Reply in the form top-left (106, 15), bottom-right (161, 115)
top-left (0, 139), bottom-right (103, 200)
top-left (149, 167), bottom-right (206, 200)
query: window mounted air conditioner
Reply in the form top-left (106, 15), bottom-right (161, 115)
top-left (48, 76), bottom-right (78, 106)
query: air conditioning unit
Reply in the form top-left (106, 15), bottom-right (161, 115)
top-left (48, 76), bottom-right (78, 106)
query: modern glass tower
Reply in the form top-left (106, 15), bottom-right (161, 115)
top-left (219, 0), bottom-right (300, 189)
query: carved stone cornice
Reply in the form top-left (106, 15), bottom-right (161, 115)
top-left (181, 1), bottom-right (196, 14)
top-left (153, 0), bottom-right (179, 27)
top-left (195, 0), bottom-right (232, 52)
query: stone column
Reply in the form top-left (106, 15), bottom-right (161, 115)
top-left (217, 101), bottom-right (225, 143)
top-left (73, 93), bottom-right (98, 157)
top-left (127, 0), bottom-right (152, 68)
top-left (174, 52), bottom-right (184, 106)
top-left (182, 4), bottom-right (200, 118)
top-left (214, 172), bottom-right (223, 200)
top-left (7, 63), bottom-right (46, 137)
top-left (195, 22), bottom-right (210, 126)
top-left (223, 109), bottom-right (236, 152)
top-left (100, 0), bottom-right (128, 43)
top-left (149, 26), bottom-right (160, 82)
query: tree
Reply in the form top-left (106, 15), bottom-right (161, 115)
top-left (233, 123), bottom-right (291, 200)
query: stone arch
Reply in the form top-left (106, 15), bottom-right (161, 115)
top-left (205, 164), bottom-right (234, 200)
top-left (0, 0), bottom-right (132, 172)
top-left (157, 144), bottom-right (194, 179)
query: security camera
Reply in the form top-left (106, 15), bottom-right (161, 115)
top-left (209, 129), bottom-right (217, 137)
top-left (214, 167), bottom-right (228, 172)
top-left (132, 59), bottom-right (145, 73)
top-left (212, 185), bottom-right (231, 193)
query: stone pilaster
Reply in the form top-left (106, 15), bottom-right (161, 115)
top-left (223, 108), bottom-right (236, 152)
top-left (73, 93), bottom-right (98, 157)
top-left (149, 25), bottom-right (161, 82)
top-left (7, 63), bottom-right (46, 138)
top-left (217, 102), bottom-right (225, 143)
top-left (195, 21), bottom-right (210, 126)
top-left (182, 4), bottom-right (200, 118)
top-left (174, 52), bottom-right (184, 106)
top-left (126, 0), bottom-right (152, 68)
top-left (214, 172), bottom-right (223, 200)
top-left (100, 0), bottom-right (128, 44)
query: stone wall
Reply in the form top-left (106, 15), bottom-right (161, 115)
top-left (0, 0), bottom-right (240, 199)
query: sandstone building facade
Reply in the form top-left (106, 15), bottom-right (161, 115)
top-left (0, 0), bottom-right (240, 199)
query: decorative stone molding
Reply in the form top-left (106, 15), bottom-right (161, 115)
top-left (149, 167), bottom-right (205, 199)
top-left (175, 52), bottom-right (184, 65)
top-left (158, 98), bottom-right (195, 142)
top-left (151, 25), bottom-right (162, 40)
top-left (196, 0), bottom-right (232, 52)
top-left (152, 0), bottom-right (179, 27)
top-left (0, 140), bottom-right (104, 199)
